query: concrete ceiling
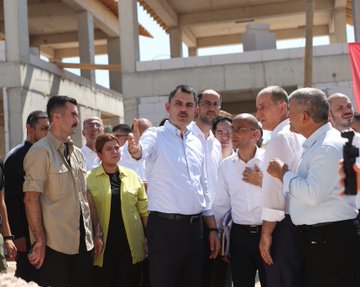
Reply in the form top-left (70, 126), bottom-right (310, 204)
top-left (139, 0), bottom-right (353, 48)
top-left (0, 0), bottom-right (152, 59)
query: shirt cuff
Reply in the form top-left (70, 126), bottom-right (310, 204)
top-left (283, 171), bottom-right (297, 196)
top-left (261, 207), bottom-right (285, 222)
top-left (202, 208), bottom-right (214, 217)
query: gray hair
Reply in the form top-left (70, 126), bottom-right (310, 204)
top-left (289, 88), bottom-right (329, 123)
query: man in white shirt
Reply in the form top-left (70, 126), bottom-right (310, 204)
top-left (128, 84), bottom-right (220, 287)
top-left (256, 86), bottom-right (303, 287)
top-left (188, 89), bottom-right (225, 287)
top-left (267, 88), bottom-right (360, 287)
top-left (215, 113), bottom-right (266, 287)
top-left (80, 117), bottom-right (104, 171)
top-left (213, 117), bottom-right (234, 160)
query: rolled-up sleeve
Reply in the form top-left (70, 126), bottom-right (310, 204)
top-left (23, 146), bottom-right (49, 193)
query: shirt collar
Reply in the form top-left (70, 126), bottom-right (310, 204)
top-left (47, 131), bottom-right (74, 151)
top-left (94, 164), bottom-right (127, 178)
top-left (232, 146), bottom-right (263, 163)
top-left (164, 120), bottom-right (190, 138)
top-left (271, 118), bottom-right (289, 136)
top-left (188, 121), bottom-right (216, 140)
top-left (303, 122), bottom-right (332, 150)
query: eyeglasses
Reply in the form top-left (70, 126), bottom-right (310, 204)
top-left (85, 123), bottom-right (102, 129)
top-left (232, 127), bottom-right (256, 133)
top-left (199, 101), bottom-right (221, 109)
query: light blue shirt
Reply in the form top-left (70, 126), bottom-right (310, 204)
top-left (140, 121), bottom-right (211, 215)
top-left (283, 123), bottom-right (357, 225)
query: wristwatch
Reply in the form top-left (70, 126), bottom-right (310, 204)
top-left (3, 235), bottom-right (15, 241)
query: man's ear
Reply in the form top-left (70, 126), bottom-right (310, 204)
top-left (165, 101), bottom-right (170, 113)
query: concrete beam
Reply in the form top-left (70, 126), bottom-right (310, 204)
top-left (196, 25), bottom-right (329, 48)
top-left (62, 0), bottom-right (119, 37)
top-left (28, 2), bottom-right (74, 17)
top-left (179, 0), bottom-right (333, 26)
top-left (30, 30), bottom-right (107, 47)
top-left (334, 0), bottom-right (347, 8)
top-left (140, 0), bottom-right (178, 27)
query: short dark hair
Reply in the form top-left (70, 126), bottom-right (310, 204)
top-left (289, 88), bottom-right (329, 123)
top-left (168, 84), bottom-right (197, 103)
top-left (197, 88), bottom-right (222, 105)
top-left (112, 124), bottom-right (131, 134)
top-left (26, 110), bottom-right (48, 128)
top-left (47, 95), bottom-right (77, 122)
top-left (95, 133), bottom-right (119, 153)
top-left (212, 116), bottom-right (233, 134)
top-left (258, 86), bottom-right (289, 107)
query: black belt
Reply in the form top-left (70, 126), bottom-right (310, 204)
top-left (297, 219), bottom-right (356, 232)
top-left (150, 211), bottom-right (201, 223)
top-left (234, 223), bottom-right (261, 234)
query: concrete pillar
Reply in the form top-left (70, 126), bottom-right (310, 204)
top-left (329, 7), bottom-right (347, 43)
top-left (107, 37), bottom-right (122, 93)
top-left (4, 0), bottom-right (30, 62)
top-left (118, 0), bottom-right (139, 74)
top-left (188, 47), bottom-right (198, 57)
top-left (242, 24), bottom-right (276, 51)
top-left (77, 11), bottom-right (96, 85)
top-left (169, 27), bottom-right (183, 58)
top-left (353, 0), bottom-right (360, 42)
top-left (5, 87), bottom-right (26, 149)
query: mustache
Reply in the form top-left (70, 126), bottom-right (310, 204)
top-left (178, 112), bottom-right (189, 117)
top-left (72, 124), bottom-right (78, 128)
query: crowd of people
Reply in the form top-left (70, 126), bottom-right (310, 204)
top-left (0, 84), bottom-right (360, 287)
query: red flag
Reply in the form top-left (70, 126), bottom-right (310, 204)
top-left (348, 43), bottom-right (360, 112)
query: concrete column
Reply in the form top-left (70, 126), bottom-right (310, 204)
top-left (169, 26), bottom-right (183, 58)
top-left (107, 37), bottom-right (122, 93)
top-left (4, 0), bottom-right (30, 62)
top-left (118, 0), bottom-right (139, 74)
top-left (188, 47), bottom-right (198, 57)
top-left (329, 7), bottom-right (347, 43)
top-left (5, 87), bottom-right (26, 149)
top-left (77, 11), bottom-right (96, 85)
top-left (353, 0), bottom-right (360, 42)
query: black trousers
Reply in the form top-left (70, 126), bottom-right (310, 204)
top-left (38, 246), bottom-right (93, 287)
top-left (230, 223), bottom-right (266, 287)
top-left (203, 223), bottom-right (231, 287)
top-left (15, 251), bottom-right (39, 283)
top-left (264, 215), bottom-right (301, 287)
top-left (147, 213), bottom-right (204, 287)
top-left (298, 219), bottom-right (360, 287)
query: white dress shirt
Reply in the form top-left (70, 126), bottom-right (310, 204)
top-left (351, 132), bottom-right (360, 208)
top-left (215, 148), bottom-right (265, 228)
top-left (140, 121), bottom-right (211, 215)
top-left (80, 145), bottom-right (101, 171)
top-left (120, 142), bottom-right (147, 181)
top-left (261, 119), bottom-right (304, 222)
top-left (188, 121), bottom-right (222, 202)
top-left (283, 123), bottom-right (357, 225)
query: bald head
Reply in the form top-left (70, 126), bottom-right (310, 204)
top-left (328, 93), bottom-right (354, 131)
top-left (137, 118), bottom-right (153, 136)
top-left (233, 113), bottom-right (260, 129)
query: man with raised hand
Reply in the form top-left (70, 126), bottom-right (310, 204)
top-left (128, 84), bottom-right (220, 287)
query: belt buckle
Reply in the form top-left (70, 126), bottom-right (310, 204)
top-left (249, 225), bottom-right (259, 234)
top-left (190, 215), bottom-right (198, 223)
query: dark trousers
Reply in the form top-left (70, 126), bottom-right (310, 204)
top-left (203, 223), bottom-right (231, 287)
top-left (230, 223), bottom-right (266, 287)
top-left (93, 246), bottom-right (141, 287)
top-left (264, 215), bottom-right (301, 287)
top-left (38, 246), bottom-right (93, 287)
top-left (147, 213), bottom-right (204, 287)
top-left (298, 219), bottom-right (360, 287)
top-left (15, 251), bottom-right (39, 283)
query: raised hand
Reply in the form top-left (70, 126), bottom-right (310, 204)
top-left (128, 118), bottom-right (142, 160)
